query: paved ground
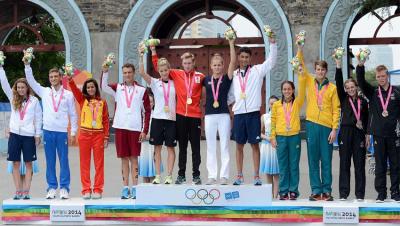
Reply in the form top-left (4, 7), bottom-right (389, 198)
top-left (0, 139), bottom-right (378, 204)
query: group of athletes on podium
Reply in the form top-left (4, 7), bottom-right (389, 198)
top-left (2, 26), bottom-right (399, 203)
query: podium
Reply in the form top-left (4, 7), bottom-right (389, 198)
top-left (3, 184), bottom-right (400, 225)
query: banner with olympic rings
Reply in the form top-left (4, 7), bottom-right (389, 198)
top-left (136, 184), bottom-right (272, 206)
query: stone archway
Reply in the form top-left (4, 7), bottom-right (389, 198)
top-left (321, 0), bottom-right (361, 80)
top-left (0, 0), bottom-right (92, 71)
top-left (119, 0), bottom-right (292, 97)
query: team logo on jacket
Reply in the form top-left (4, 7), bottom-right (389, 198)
top-left (194, 76), bottom-right (201, 84)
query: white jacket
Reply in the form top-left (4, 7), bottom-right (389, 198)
top-left (25, 65), bottom-right (78, 135)
top-left (230, 43), bottom-right (277, 115)
top-left (0, 67), bottom-right (42, 137)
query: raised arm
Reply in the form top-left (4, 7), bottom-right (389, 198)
top-left (68, 77), bottom-right (85, 106)
top-left (24, 64), bottom-right (46, 97)
top-left (100, 68), bottom-right (116, 98)
top-left (227, 39), bottom-right (236, 79)
top-left (255, 38), bottom-right (277, 77)
top-left (356, 63), bottom-right (374, 99)
top-left (0, 66), bottom-right (12, 101)
top-left (334, 58), bottom-right (346, 103)
top-left (138, 53), bottom-right (152, 85)
top-left (296, 47), bottom-right (313, 83)
top-left (296, 73), bottom-right (306, 108)
top-left (34, 99), bottom-right (43, 137)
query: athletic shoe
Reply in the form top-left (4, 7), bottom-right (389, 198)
top-left (356, 198), bottom-right (364, 202)
top-left (121, 187), bottom-right (130, 199)
top-left (376, 193), bottom-right (386, 203)
top-left (205, 178), bottom-right (216, 185)
top-left (152, 175), bottom-right (161, 184)
top-left (131, 187), bottom-right (136, 199)
top-left (23, 194), bottom-right (31, 200)
top-left (391, 192), bottom-right (400, 202)
top-left (13, 191), bottom-right (22, 200)
top-left (46, 189), bottom-right (57, 199)
top-left (233, 174), bottom-right (244, 185)
top-left (309, 194), bottom-right (321, 201)
top-left (92, 193), bottom-right (102, 200)
top-left (164, 175), bottom-right (173, 184)
top-left (322, 192), bottom-right (334, 201)
top-left (192, 176), bottom-right (202, 185)
top-left (253, 176), bottom-right (262, 186)
top-left (339, 196), bottom-right (347, 201)
top-left (82, 193), bottom-right (91, 200)
top-left (59, 188), bottom-right (69, 199)
top-left (279, 193), bottom-right (289, 200)
top-left (289, 192), bottom-right (298, 200)
top-left (175, 176), bottom-right (186, 185)
top-left (220, 178), bottom-right (229, 185)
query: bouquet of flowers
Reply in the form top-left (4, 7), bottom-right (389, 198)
top-left (63, 63), bottom-right (74, 76)
top-left (355, 48), bottom-right (371, 61)
top-left (263, 25), bottom-right (275, 38)
top-left (22, 47), bottom-right (35, 63)
top-left (0, 51), bottom-right (6, 66)
top-left (333, 47), bottom-right (345, 60)
top-left (224, 26), bottom-right (236, 40)
top-left (290, 56), bottom-right (300, 71)
top-left (144, 37), bottom-right (160, 47)
top-left (296, 30), bottom-right (306, 46)
top-left (102, 52), bottom-right (116, 68)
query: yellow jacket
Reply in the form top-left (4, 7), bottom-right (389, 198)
top-left (296, 50), bottom-right (340, 129)
top-left (271, 75), bottom-right (306, 138)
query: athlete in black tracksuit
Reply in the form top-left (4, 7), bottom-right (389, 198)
top-left (335, 64), bottom-right (368, 200)
top-left (356, 62), bottom-right (400, 202)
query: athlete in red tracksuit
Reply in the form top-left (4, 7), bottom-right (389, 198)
top-left (68, 76), bottom-right (109, 199)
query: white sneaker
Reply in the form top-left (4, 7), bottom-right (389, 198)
top-left (59, 188), bottom-right (69, 199)
top-left (46, 189), bottom-right (57, 199)
top-left (205, 178), bottom-right (217, 185)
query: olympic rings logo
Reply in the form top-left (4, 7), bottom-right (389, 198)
top-left (185, 188), bottom-right (221, 205)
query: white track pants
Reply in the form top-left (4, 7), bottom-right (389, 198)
top-left (205, 113), bottom-right (231, 179)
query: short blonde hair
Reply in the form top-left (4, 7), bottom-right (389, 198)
top-left (158, 57), bottom-right (171, 69)
top-left (210, 53), bottom-right (224, 65)
top-left (180, 52), bottom-right (195, 61)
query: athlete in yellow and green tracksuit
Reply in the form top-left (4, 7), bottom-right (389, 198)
top-left (296, 48), bottom-right (340, 201)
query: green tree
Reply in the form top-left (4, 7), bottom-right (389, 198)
top-left (1, 14), bottom-right (65, 102)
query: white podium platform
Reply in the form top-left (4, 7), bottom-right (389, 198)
top-left (136, 184), bottom-right (272, 206)
top-left (2, 184), bottom-right (400, 225)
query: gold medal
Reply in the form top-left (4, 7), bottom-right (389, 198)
top-left (382, 110), bottom-right (388, 117)
top-left (213, 101), bottom-right (219, 108)
top-left (318, 105), bottom-right (323, 111)
top-left (240, 92), bottom-right (246, 99)
top-left (164, 105), bottom-right (169, 112)
top-left (187, 98), bottom-right (192, 105)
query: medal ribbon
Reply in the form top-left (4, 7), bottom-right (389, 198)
top-left (51, 88), bottom-right (64, 113)
top-left (89, 100), bottom-right (100, 123)
top-left (161, 80), bottom-right (170, 108)
top-left (348, 97), bottom-right (361, 121)
top-left (124, 84), bottom-right (135, 108)
top-left (211, 75), bottom-right (223, 103)
top-left (19, 97), bottom-right (30, 120)
top-left (283, 101), bottom-right (293, 129)
top-left (184, 71), bottom-right (195, 100)
top-left (378, 85), bottom-right (392, 113)
top-left (315, 82), bottom-right (329, 108)
top-left (238, 66), bottom-right (250, 95)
